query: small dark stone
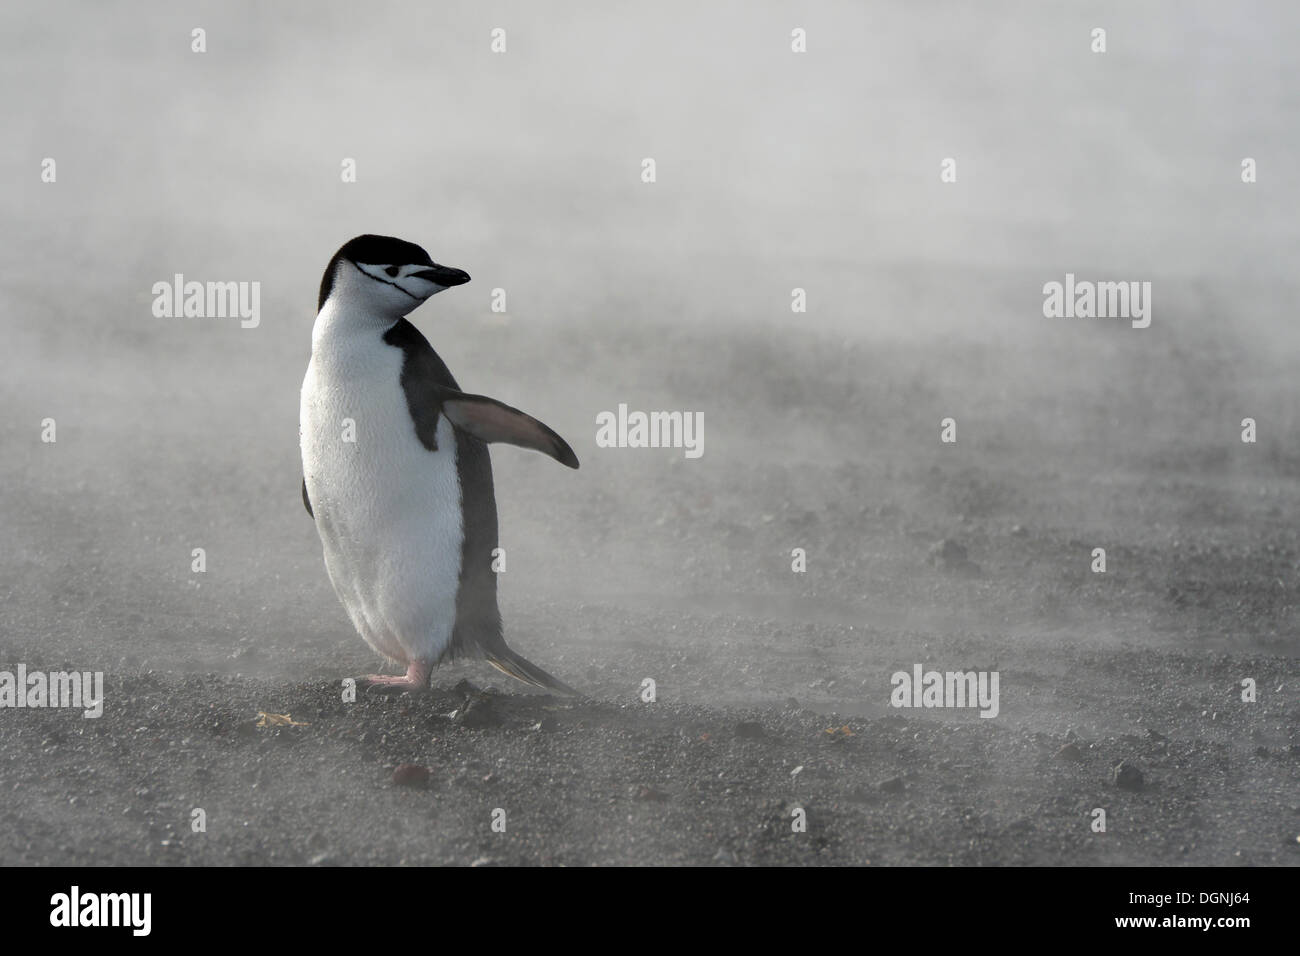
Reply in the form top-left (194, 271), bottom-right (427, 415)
top-left (1112, 761), bottom-right (1144, 791)
top-left (391, 764), bottom-right (430, 788)
top-left (458, 697), bottom-right (503, 729)
top-left (928, 539), bottom-right (981, 575)
top-left (734, 721), bottom-right (765, 739)
top-left (879, 776), bottom-right (906, 794)
top-left (930, 539), bottom-right (968, 563)
top-left (1057, 743), bottom-right (1083, 762)
top-left (634, 785), bottom-right (670, 802)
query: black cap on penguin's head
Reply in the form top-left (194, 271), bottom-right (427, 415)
top-left (318, 234), bottom-right (471, 315)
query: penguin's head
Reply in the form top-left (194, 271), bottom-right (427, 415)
top-left (318, 234), bottom-right (471, 317)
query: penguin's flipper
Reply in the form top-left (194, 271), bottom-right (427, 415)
top-left (484, 646), bottom-right (581, 696)
top-left (302, 478), bottom-right (314, 517)
top-left (439, 390), bottom-right (580, 469)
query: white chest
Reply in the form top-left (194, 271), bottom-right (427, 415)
top-left (299, 308), bottom-right (464, 659)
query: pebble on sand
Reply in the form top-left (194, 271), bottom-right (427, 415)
top-left (1057, 743), bottom-right (1083, 762)
top-left (879, 776), bottom-right (906, 794)
top-left (1111, 760), bottom-right (1144, 791)
top-left (391, 764), bottom-right (431, 788)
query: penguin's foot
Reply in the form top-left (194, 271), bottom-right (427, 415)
top-left (362, 660), bottom-right (432, 692)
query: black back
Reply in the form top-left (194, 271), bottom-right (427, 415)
top-left (318, 235), bottom-right (436, 312)
top-left (381, 318), bottom-right (505, 662)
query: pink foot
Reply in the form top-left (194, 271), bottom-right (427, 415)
top-left (362, 660), bottom-right (433, 692)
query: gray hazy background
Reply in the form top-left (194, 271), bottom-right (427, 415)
top-left (1, 0), bottom-right (1298, 868)
top-left (1, 0), bottom-right (1297, 696)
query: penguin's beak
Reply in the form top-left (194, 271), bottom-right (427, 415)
top-left (414, 264), bottom-right (471, 287)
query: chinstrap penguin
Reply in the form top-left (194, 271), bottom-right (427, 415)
top-left (300, 234), bottom-right (579, 694)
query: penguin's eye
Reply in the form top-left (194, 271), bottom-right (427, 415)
top-left (384, 266), bottom-right (400, 278)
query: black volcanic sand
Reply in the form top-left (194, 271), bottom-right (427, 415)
top-left (1, 314), bottom-right (1297, 866)
top-left (1, 647), bottom-right (1296, 866)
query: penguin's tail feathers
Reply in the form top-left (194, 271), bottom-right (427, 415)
top-left (485, 647), bottom-right (581, 697)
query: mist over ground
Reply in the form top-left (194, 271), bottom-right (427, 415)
top-left (0, 1), bottom-right (1296, 867)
